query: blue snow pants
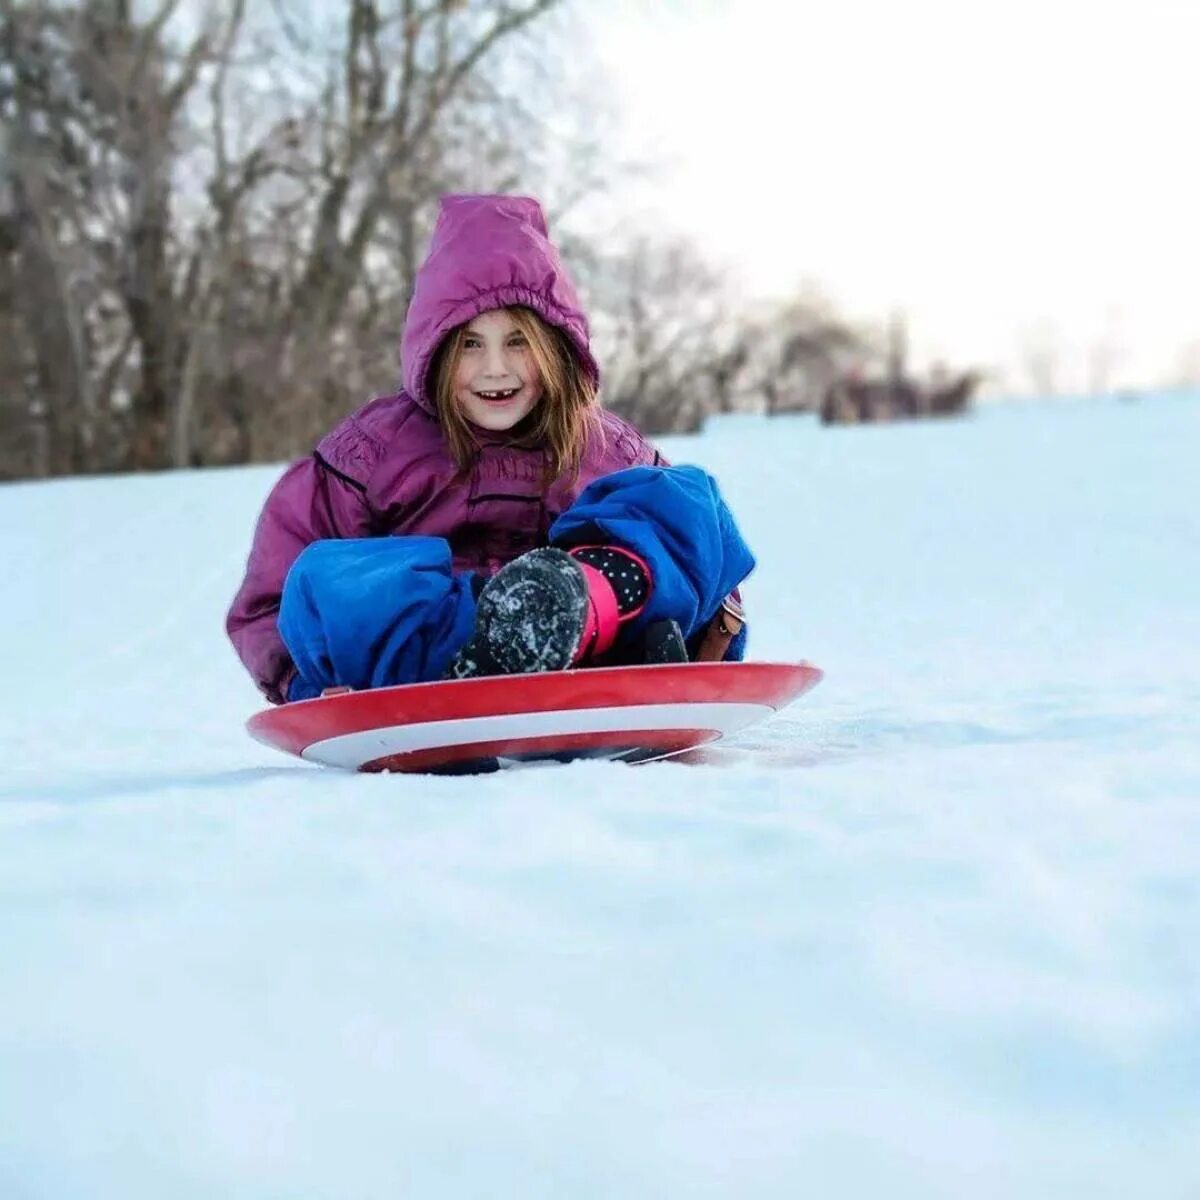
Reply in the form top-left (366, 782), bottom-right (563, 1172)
top-left (279, 465), bottom-right (754, 701)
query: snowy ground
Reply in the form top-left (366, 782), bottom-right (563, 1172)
top-left (2, 393), bottom-right (1198, 1198)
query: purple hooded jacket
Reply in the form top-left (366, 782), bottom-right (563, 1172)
top-left (227, 194), bottom-right (661, 703)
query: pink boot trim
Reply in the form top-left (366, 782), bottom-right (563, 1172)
top-left (566, 545), bottom-right (652, 620)
top-left (572, 562), bottom-right (621, 663)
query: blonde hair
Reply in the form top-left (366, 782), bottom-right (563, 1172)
top-left (432, 306), bottom-right (598, 485)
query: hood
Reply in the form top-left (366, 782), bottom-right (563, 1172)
top-left (400, 194), bottom-right (599, 414)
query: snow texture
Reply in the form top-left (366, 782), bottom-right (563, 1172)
top-left (1, 394), bottom-right (1198, 1198)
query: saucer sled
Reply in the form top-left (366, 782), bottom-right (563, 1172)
top-left (247, 661), bottom-right (823, 774)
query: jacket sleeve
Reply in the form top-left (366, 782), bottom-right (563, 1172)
top-left (279, 537), bottom-right (479, 699)
top-left (549, 464), bottom-right (755, 649)
top-left (226, 456), bottom-right (374, 703)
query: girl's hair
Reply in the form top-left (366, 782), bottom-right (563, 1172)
top-left (432, 306), bottom-right (598, 484)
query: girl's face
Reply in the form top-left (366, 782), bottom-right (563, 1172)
top-left (452, 309), bottom-right (544, 432)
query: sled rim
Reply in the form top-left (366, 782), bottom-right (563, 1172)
top-left (246, 660), bottom-right (823, 770)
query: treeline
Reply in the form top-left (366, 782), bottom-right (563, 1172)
top-left (0, 0), bottom-right (867, 482)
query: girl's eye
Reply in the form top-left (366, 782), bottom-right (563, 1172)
top-left (507, 337), bottom-right (528, 348)
top-left (463, 337), bottom-right (481, 349)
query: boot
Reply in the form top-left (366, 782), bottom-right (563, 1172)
top-left (445, 544), bottom-right (650, 679)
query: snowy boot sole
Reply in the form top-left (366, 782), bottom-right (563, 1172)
top-left (445, 547), bottom-right (589, 679)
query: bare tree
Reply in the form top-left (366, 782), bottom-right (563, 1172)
top-left (0, 0), bottom-right (574, 478)
top-left (0, 0), bottom-right (872, 479)
top-left (181, 0), bottom-right (567, 463)
top-left (581, 234), bottom-right (733, 433)
top-left (1, 0), bottom-right (248, 473)
top-left (1085, 308), bottom-right (1125, 397)
top-left (1018, 318), bottom-right (1063, 398)
top-left (749, 294), bottom-right (868, 417)
top-left (1173, 338), bottom-right (1200, 388)
top-left (577, 237), bottom-right (869, 433)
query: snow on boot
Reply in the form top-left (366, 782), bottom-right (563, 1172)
top-left (445, 547), bottom-right (589, 679)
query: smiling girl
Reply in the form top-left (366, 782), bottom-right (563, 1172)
top-left (227, 194), bottom-right (752, 703)
top-left (435, 306), bottom-right (591, 476)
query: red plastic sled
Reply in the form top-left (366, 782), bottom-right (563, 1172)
top-left (247, 661), bottom-right (823, 774)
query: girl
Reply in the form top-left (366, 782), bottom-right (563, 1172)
top-left (227, 194), bottom-right (752, 704)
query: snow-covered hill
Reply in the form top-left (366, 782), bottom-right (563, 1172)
top-left (2, 394), bottom-right (1197, 1197)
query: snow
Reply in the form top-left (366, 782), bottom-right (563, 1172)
top-left (2, 394), bottom-right (1198, 1197)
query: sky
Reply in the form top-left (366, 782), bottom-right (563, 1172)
top-left (580, 0), bottom-right (1200, 392)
